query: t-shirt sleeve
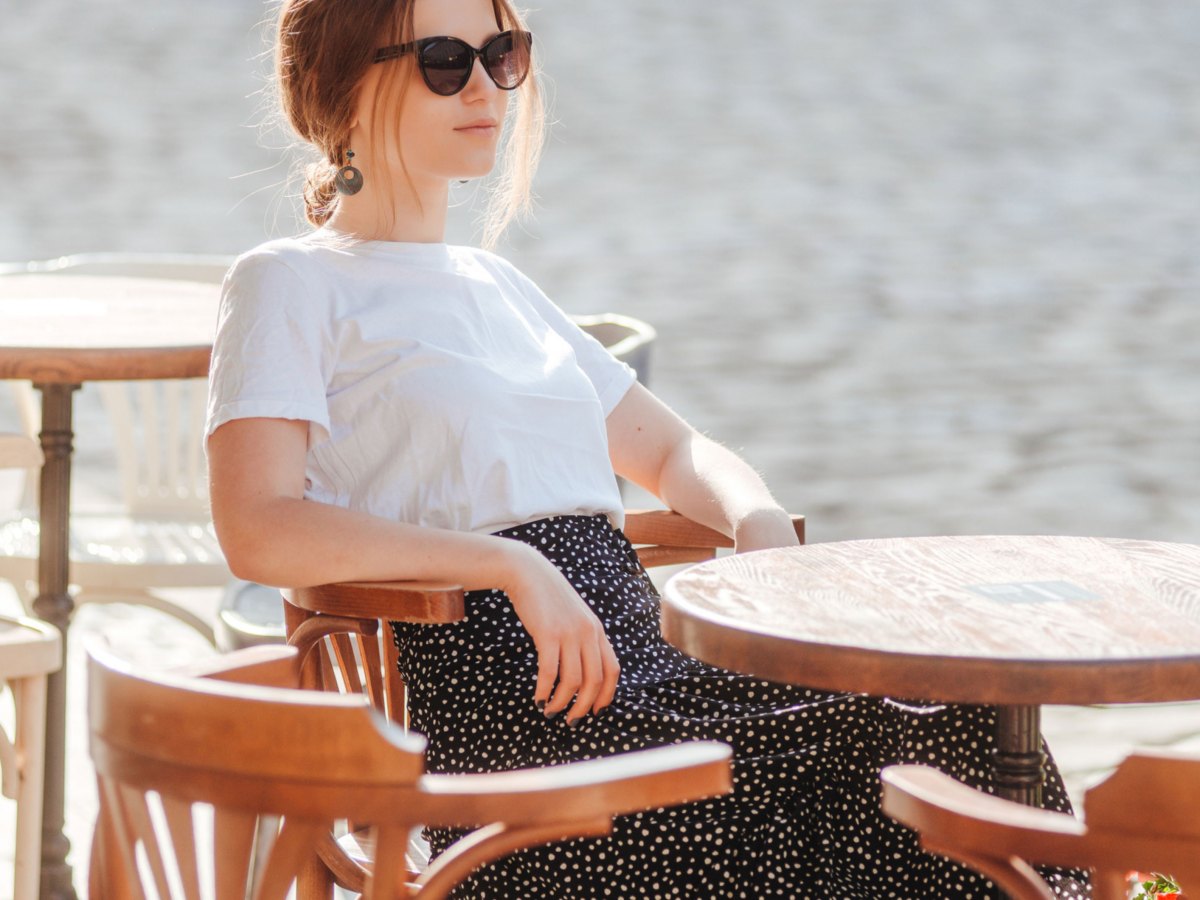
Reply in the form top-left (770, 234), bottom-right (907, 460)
top-left (493, 259), bottom-right (638, 416)
top-left (205, 250), bottom-right (333, 442)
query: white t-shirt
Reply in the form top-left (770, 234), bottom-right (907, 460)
top-left (205, 233), bottom-right (637, 534)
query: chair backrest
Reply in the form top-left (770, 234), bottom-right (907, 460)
top-left (87, 644), bottom-right (426, 900)
top-left (96, 379), bottom-right (212, 518)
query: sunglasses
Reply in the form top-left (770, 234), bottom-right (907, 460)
top-left (374, 30), bottom-right (533, 97)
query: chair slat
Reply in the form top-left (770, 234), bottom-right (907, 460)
top-left (119, 783), bottom-right (174, 900)
top-left (331, 633), bottom-right (364, 694)
top-left (252, 818), bottom-right (325, 900)
top-left (213, 807), bottom-right (257, 900)
top-left (138, 382), bottom-right (162, 496)
top-left (318, 637), bottom-right (339, 693)
top-left (364, 826), bottom-right (410, 900)
top-left (160, 795), bottom-right (203, 900)
top-left (384, 624), bottom-right (407, 728)
top-left (187, 380), bottom-right (206, 500)
top-left (163, 380), bottom-right (183, 495)
top-left (359, 630), bottom-right (386, 712)
top-left (97, 776), bottom-right (149, 900)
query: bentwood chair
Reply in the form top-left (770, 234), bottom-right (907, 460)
top-left (87, 642), bottom-right (733, 900)
top-left (881, 753), bottom-right (1200, 900)
top-left (282, 508), bottom-right (805, 893)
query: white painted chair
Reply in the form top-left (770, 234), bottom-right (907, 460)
top-left (0, 256), bottom-right (232, 644)
top-left (0, 434), bottom-right (63, 900)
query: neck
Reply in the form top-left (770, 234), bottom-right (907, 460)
top-left (327, 178), bottom-right (450, 244)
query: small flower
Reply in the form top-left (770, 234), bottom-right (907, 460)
top-left (1129, 871), bottom-right (1183, 900)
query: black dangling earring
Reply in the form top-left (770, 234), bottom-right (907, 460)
top-left (335, 150), bottom-right (364, 195)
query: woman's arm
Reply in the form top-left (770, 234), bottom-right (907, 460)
top-left (606, 384), bottom-right (799, 553)
top-left (208, 417), bottom-right (618, 722)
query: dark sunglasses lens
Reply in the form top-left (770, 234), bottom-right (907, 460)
top-left (420, 39), bottom-right (473, 95)
top-left (483, 32), bottom-right (530, 89)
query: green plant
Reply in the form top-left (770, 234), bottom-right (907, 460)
top-left (1131, 872), bottom-right (1182, 900)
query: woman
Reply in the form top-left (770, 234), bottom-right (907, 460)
top-left (206, 0), bottom-right (1086, 895)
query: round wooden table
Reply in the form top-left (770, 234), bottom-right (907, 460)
top-left (0, 275), bottom-right (218, 899)
top-left (661, 534), bottom-right (1200, 806)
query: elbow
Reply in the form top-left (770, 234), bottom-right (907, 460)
top-left (214, 519), bottom-right (288, 587)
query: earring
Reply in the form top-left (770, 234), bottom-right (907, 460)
top-left (335, 150), bottom-right (364, 195)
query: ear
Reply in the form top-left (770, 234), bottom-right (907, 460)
top-left (349, 65), bottom-right (384, 134)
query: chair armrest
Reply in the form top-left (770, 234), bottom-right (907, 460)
top-left (417, 741), bottom-right (733, 828)
top-left (881, 765), bottom-right (1086, 860)
top-left (286, 581), bottom-right (466, 623)
top-left (284, 509), bottom-right (805, 624)
top-left (624, 509), bottom-right (806, 568)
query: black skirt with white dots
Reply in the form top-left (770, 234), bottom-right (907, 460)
top-left (392, 514), bottom-right (1088, 899)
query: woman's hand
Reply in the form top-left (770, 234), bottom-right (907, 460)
top-left (734, 508), bottom-right (801, 554)
top-left (498, 541), bottom-right (620, 725)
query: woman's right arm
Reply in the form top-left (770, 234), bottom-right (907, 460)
top-left (207, 416), bottom-right (618, 722)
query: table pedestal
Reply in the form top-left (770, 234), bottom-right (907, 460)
top-left (29, 383), bottom-right (79, 900)
top-left (994, 705), bottom-right (1046, 807)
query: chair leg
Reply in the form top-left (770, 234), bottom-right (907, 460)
top-left (12, 674), bottom-right (47, 900)
top-left (295, 849), bottom-right (335, 900)
top-left (924, 841), bottom-right (1055, 900)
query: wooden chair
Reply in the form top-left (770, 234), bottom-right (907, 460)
top-left (87, 642), bottom-right (733, 900)
top-left (282, 508), bottom-right (804, 891)
top-left (881, 753), bottom-right (1200, 900)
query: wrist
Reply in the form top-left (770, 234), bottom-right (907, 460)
top-left (733, 507), bottom-right (798, 552)
top-left (487, 537), bottom-right (549, 593)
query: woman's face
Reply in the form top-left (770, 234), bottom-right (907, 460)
top-left (361, 0), bottom-right (513, 192)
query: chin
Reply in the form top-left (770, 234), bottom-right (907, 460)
top-left (454, 155), bottom-right (500, 181)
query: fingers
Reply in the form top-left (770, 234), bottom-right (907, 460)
top-left (545, 644), bottom-right (580, 717)
top-left (593, 639), bottom-right (620, 714)
top-left (536, 627), bottom-right (621, 724)
top-left (533, 639), bottom-right (559, 713)
top-left (566, 637), bottom-right (604, 724)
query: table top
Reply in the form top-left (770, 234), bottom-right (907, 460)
top-left (661, 534), bottom-right (1200, 705)
top-left (0, 614), bottom-right (62, 678)
top-left (0, 274), bottom-right (219, 382)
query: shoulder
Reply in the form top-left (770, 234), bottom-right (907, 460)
top-left (452, 246), bottom-right (539, 292)
top-left (218, 235), bottom-right (344, 332)
top-left (225, 234), bottom-right (328, 289)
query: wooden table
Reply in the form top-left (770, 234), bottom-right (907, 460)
top-left (0, 275), bottom-right (218, 899)
top-left (661, 535), bottom-right (1200, 806)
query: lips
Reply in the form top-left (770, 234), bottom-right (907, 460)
top-left (455, 119), bottom-right (498, 133)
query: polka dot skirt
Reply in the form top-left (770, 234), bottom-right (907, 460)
top-left (392, 515), bottom-right (1089, 898)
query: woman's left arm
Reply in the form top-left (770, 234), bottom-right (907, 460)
top-left (606, 383), bottom-right (799, 553)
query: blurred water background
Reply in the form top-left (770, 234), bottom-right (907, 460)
top-left (4, 0), bottom-right (1199, 543)
top-left (2, 0), bottom-right (1200, 891)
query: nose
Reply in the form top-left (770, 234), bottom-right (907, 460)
top-left (459, 53), bottom-right (496, 100)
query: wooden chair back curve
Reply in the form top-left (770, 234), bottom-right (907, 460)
top-left (881, 752), bottom-right (1200, 900)
top-left (87, 644), bottom-right (733, 900)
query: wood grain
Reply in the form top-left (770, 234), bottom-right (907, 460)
top-left (0, 275), bottom-right (218, 382)
top-left (661, 535), bottom-right (1200, 704)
